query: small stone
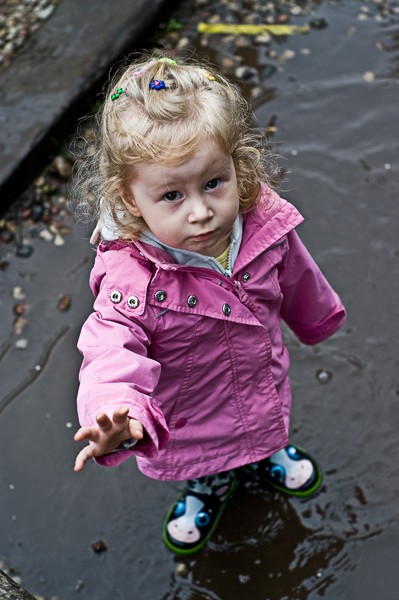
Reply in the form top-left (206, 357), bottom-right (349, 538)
top-left (31, 203), bottom-right (44, 221)
top-left (39, 229), bottom-right (54, 242)
top-left (15, 338), bottom-right (29, 349)
top-left (316, 369), bottom-right (332, 384)
top-left (175, 562), bottom-right (189, 577)
top-left (0, 227), bottom-right (14, 243)
top-left (280, 49), bottom-right (296, 62)
top-left (14, 317), bottom-right (28, 336)
top-left (176, 37), bottom-right (189, 49)
top-left (263, 64), bottom-right (277, 79)
top-left (53, 233), bottom-right (65, 246)
top-left (221, 56), bottom-right (235, 69)
top-left (57, 293), bottom-right (71, 311)
top-left (91, 540), bottom-right (108, 553)
top-left (235, 65), bottom-right (258, 83)
top-left (13, 302), bottom-right (29, 316)
top-left (255, 33), bottom-right (272, 44)
top-left (36, 5), bottom-right (55, 20)
top-left (310, 17), bottom-right (328, 29)
top-left (52, 155), bottom-right (73, 180)
top-left (16, 244), bottom-right (33, 258)
top-left (363, 71), bottom-right (375, 82)
top-left (12, 286), bottom-right (25, 300)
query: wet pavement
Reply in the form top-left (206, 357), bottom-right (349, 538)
top-left (0, 0), bottom-right (168, 209)
top-left (1, 1), bottom-right (399, 599)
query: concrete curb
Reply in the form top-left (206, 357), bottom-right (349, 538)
top-left (0, 0), bottom-right (168, 214)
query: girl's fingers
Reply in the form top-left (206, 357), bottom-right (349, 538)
top-left (74, 426), bottom-right (98, 443)
top-left (96, 412), bottom-right (113, 431)
top-left (129, 418), bottom-right (144, 439)
top-left (74, 445), bottom-right (94, 472)
top-left (112, 406), bottom-right (130, 423)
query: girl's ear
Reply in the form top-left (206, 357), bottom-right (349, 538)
top-left (121, 193), bottom-right (142, 218)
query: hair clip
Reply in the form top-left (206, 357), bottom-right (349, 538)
top-left (133, 66), bottom-right (145, 77)
top-left (158, 58), bottom-right (177, 66)
top-left (204, 71), bottom-right (216, 81)
top-left (149, 79), bottom-right (167, 90)
top-left (111, 87), bottom-right (124, 101)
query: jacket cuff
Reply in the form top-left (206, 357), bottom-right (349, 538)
top-left (287, 304), bottom-right (347, 345)
top-left (84, 393), bottom-right (169, 467)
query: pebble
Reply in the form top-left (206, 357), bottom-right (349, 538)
top-left (16, 244), bottom-right (33, 258)
top-left (363, 71), bottom-right (375, 81)
top-left (235, 65), bottom-right (259, 83)
top-left (175, 562), bottom-right (189, 577)
top-left (36, 5), bottom-right (56, 21)
top-left (52, 155), bottom-right (73, 180)
top-left (254, 33), bottom-right (272, 44)
top-left (15, 338), bottom-right (29, 349)
top-left (12, 286), bottom-right (26, 300)
top-left (316, 369), bottom-right (332, 384)
top-left (310, 17), bottom-right (328, 29)
top-left (280, 49), bottom-right (296, 62)
top-left (91, 540), bottom-right (108, 553)
top-left (0, 0), bottom-right (61, 68)
top-left (57, 293), bottom-right (71, 311)
top-left (39, 229), bottom-right (54, 242)
top-left (13, 302), bottom-right (29, 316)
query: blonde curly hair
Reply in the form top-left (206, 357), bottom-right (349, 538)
top-left (73, 52), bottom-right (280, 239)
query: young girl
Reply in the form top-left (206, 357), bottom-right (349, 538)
top-left (73, 54), bottom-right (346, 555)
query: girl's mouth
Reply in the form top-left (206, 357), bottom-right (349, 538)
top-left (191, 231), bottom-right (214, 241)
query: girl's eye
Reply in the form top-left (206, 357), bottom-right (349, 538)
top-left (205, 179), bottom-right (221, 191)
top-left (163, 191), bottom-right (182, 202)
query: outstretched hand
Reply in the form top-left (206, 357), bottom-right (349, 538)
top-left (74, 406), bottom-right (143, 472)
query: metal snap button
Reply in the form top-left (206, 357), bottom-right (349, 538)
top-left (222, 303), bottom-right (231, 316)
top-left (187, 295), bottom-right (198, 307)
top-left (242, 272), bottom-right (251, 282)
top-left (154, 290), bottom-right (167, 302)
top-left (110, 290), bottom-right (122, 303)
top-left (127, 295), bottom-right (139, 309)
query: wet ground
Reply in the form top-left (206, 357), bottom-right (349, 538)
top-left (1, 0), bottom-right (399, 598)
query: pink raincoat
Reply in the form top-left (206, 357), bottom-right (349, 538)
top-left (77, 187), bottom-right (346, 481)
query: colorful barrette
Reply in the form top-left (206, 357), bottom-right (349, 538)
top-left (158, 58), bottom-right (177, 65)
top-left (111, 87), bottom-right (124, 101)
top-left (133, 66), bottom-right (145, 77)
top-left (149, 79), bottom-right (167, 90)
top-left (204, 71), bottom-right (216, 81)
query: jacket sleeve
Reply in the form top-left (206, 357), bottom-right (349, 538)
top-left (279, 230), bottom-right (346, 344)
top-left (76, 253), bottom-right (169, 467)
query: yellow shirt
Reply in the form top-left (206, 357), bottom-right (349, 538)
top-left (215, 243), bottom-right (231, 270)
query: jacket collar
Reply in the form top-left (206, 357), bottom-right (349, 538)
top-left (138, 214), bottom-right (243, 276)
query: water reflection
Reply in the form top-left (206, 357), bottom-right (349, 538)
top-left (162, 472), bottom-right (384, 600)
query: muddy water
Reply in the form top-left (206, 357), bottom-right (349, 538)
top-left (1, 2), bottom-right (399, 599)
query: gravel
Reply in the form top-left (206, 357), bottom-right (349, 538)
top-left (0, 0), bottom-right (61, 69)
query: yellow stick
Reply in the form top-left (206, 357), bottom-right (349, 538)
top-left (197, 22), bottom-right (309, 36)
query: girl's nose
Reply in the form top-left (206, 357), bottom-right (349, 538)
top-left (188, 197), bottom-right (214, 223)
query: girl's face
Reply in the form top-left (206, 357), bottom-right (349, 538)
top-left (123, 140), bottom-right (240, 257)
